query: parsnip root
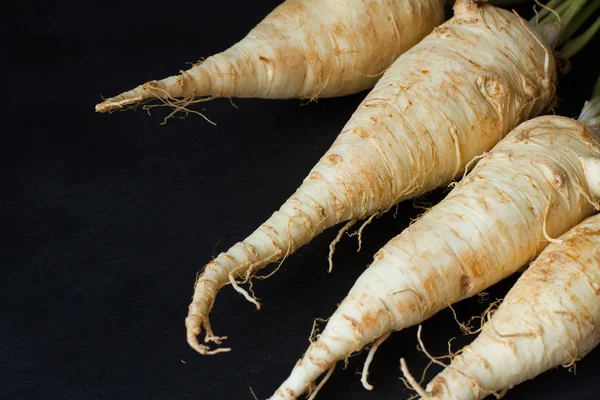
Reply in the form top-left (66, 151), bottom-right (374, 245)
top-left (96, 0), bottom-right (446, 113)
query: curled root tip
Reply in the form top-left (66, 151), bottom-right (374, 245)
top-left (187, 330), bottom-right (231, 355)
top-left (204, 334), bottom-right (228, 344)
top-left (186, 329), bottom-right (202, 351)
top-left (185, 311), bottom-right (231, 355)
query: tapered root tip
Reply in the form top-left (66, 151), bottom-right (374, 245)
top-left (95, 95), bottom-right (145, 113)
top-left (185, 312), bottom-right (231, 355)
top-left (96, 73), bottom-right (205, 114)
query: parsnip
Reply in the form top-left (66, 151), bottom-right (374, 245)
top-left (417, 214), bottom-right (600, 399)
top-left (411, 94), bottom-right (600, 400)
top-left (418, 211), bottom-right (600, 399)
top-left (270, 90), bottom-right (600, 400)
top-left (96, 0), bottom-right (445, 113)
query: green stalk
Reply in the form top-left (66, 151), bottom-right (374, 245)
top-left (556, 0), bottom-right (588, 45)
top-left (532, 0), bottom-right (565, 21)
top-left (561, 0), bottom-right (600, 41)
top-left (559, 17), bottom-right (600, 58)
top-left (532, 0), bottom-right (600, 58)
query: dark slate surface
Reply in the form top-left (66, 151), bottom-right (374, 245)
top-left (2, 1), bottom-right (599, 399)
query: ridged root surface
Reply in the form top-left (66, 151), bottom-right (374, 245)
top-left (270, 116), bottom-right (600, 399)
top-left (186, 0), bottom-right (557, 356)
top-left (423, 212), bottom-right (600, 400)
top-left (96, 0), bottom-right (445, 112)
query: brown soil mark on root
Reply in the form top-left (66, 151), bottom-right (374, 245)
top-left (325, 153), bottom-right (343, 165)
top-left (352, 126), bottom-right (376, 139)
top-left (429, 377), bottom-right (446, 396)
top-left (330, 23), bottom-right (344, 36)
top-left (341, 314), bottom-right (364, 335)
top-left (460, 274), bottom-right (473, 296)
top-left (467, 59), bottom-right (484, 71)
top-left (433, 26), bottom-right (452, 38)
top-left (457, 248), bottom-right (490, 289)
top-left (307, 354), bottom-right (330, 371)
top-left (264, 224), bottom-right (279, 235)
top-left (241, 242), bottom-right (258, 258)
top-left (360, 308), bottom-right (387, 332)
top-left (176, 75), bottom-right (185, 88)
top-left (314, 202), bottom-right (326, 217)
top-left (313, 341), bottom-right (330, 353)
top-left (307, 172), bottom-right (325, 181)
top-left (422, 274), bottom-right (438, 302)
top-left (330, 194), bottom-right (345, 219)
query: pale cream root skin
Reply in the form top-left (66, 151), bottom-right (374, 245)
top-left (96, 0), bottom-right (445, 112)
top-left (186, 0), bottom-right (557, 357)
top-left (270, 117), bottom-right (600, 399)
top-left (580, 157), bottom-right (600, 197)
top-left (424, 213), bottom-right (600, 400)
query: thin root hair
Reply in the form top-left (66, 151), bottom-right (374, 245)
top-left (400, 358), bottom-right (430, 398)
top-left (328, 219), bottom-right (357, 273)
top-left (140, 84), bottom-right (216, 125)
top-left (349, 213), bottom-right (378, 252)
top-left (361, 332), bottom-right (391, 390)
top-left (307, 364), bottom-right (336, 400)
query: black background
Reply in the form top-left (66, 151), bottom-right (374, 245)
top-left (2, 1), bottom-right (599, 399)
